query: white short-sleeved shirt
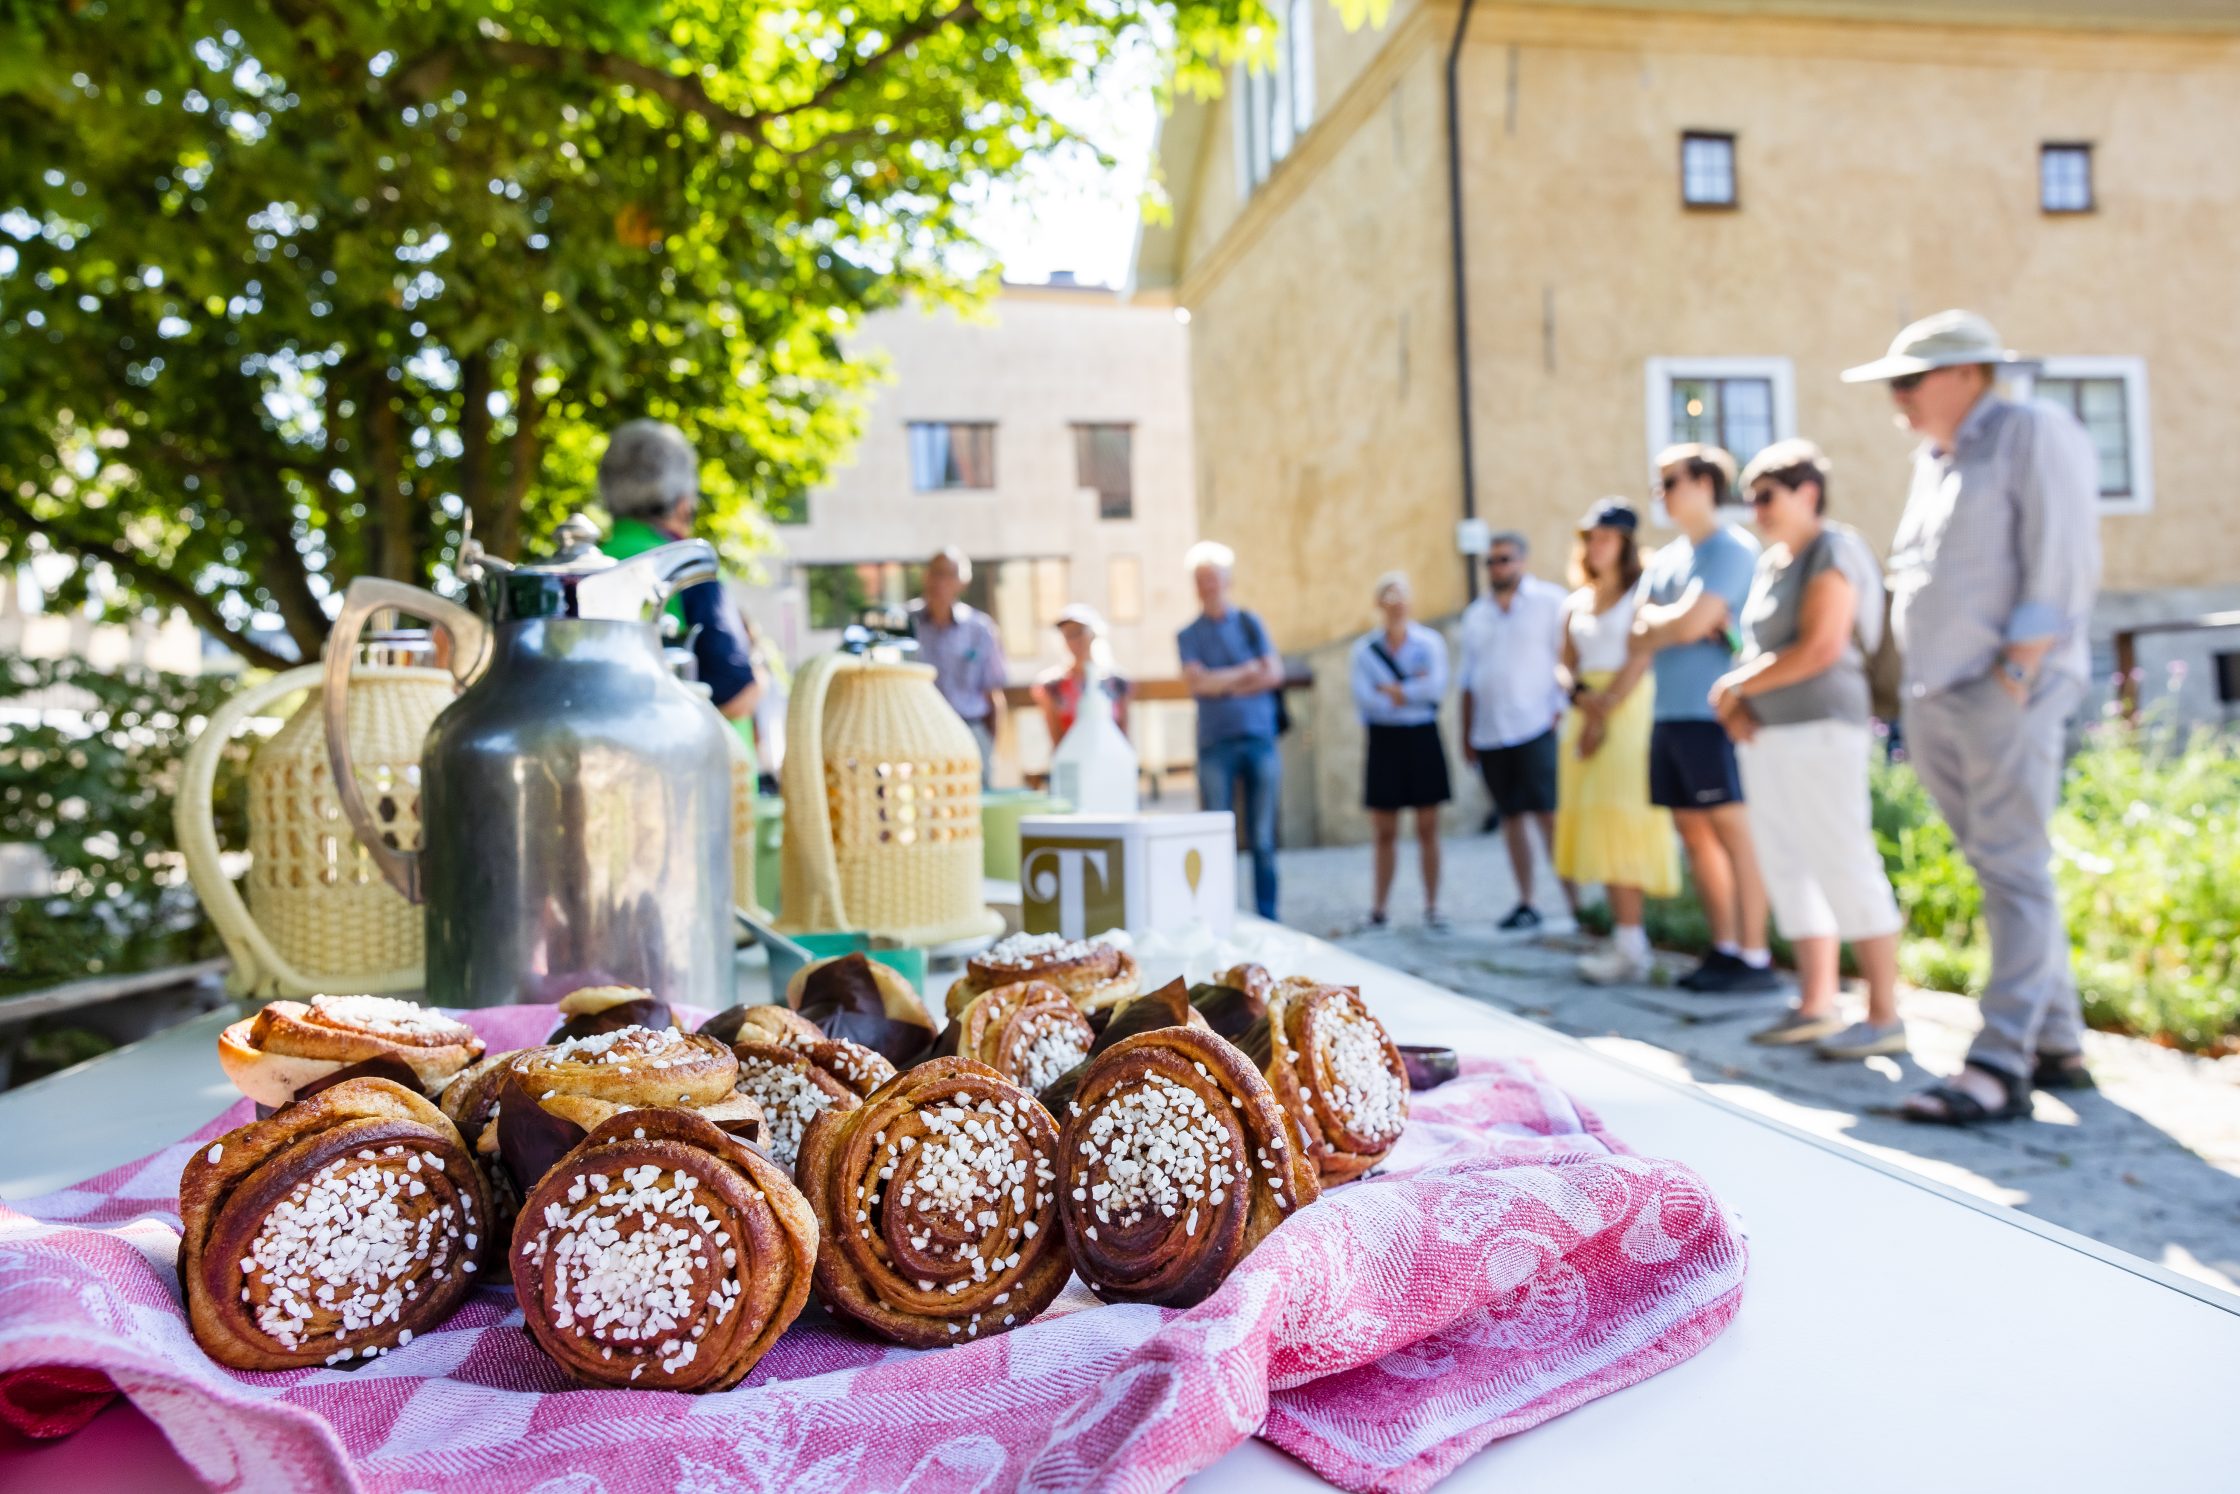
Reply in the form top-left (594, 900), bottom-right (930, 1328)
top-left (1564, 587), bottom-right (1638, 676)
top-left (1457, 575), bottom-right (1568, 749)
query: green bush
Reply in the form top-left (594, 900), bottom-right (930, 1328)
top-left (2047, 715), bottom-right (2240, 1052)
top-left (1611, 708), bottom-right (2240, 1053)
top-left (0, 657), bottom-right (250, 993)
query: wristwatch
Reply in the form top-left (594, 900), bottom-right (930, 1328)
top-left (1998, 658), bottom-right (2031, 688)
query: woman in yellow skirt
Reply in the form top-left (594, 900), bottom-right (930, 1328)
top-left (1555, 501), bottom-right (1679, 984)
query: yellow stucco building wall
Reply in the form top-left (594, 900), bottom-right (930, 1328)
top-left (1149, 0), bottom-right (2240, 647)
top-left (1139, 0), bottom-right (2240, 843)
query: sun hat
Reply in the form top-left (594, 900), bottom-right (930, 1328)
top-left (1578, 499), bottom-right (1640, 533)
top-left (1840, 309), bottom-right (2029, 383)
top-left (1054, 603), bottom-right (1105, 635)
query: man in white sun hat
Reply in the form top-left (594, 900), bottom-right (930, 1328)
top-left (1842, 309), bottom-right (2102, 1127)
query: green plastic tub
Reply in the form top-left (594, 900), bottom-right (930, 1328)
top-left (981, 789), bottom-right (1066, 881)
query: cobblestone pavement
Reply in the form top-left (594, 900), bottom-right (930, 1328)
top-left (1272, 833), bottom-right (2240, 1296)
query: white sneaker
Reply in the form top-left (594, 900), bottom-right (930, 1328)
top-left (1577, 945), bottom-right (1653, 986)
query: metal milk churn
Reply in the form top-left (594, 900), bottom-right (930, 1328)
top-left (321, 530), bottom-right (734, 1007)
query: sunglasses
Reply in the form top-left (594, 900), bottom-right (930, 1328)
top-left (1749, 487), bottom-right (1781, 507)
top-left (1888, 371), bottom-right (1927, 394)
top-left (1487, 552), bottom-right (1521, 566)
top-left (1659, 473), bottom-right (1682, 492)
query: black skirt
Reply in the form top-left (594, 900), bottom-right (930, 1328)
top-left (1363, 721), bottom-right (1453, 811)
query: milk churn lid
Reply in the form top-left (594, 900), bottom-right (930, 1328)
top-left (466, 512), bottom-right (719, 623)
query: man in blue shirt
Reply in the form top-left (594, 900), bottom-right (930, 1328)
top-left (1630, 443), bottom-right (1777, 994)
top-left (1177, 541), bottom-right (1285, 920)
top-left (907, 548), bottom-right (1009, 787)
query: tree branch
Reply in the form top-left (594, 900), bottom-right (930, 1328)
top-left (499, 351), bottom-right (541, 562)
top-left (367, 375), bottom-right (412, 582)
top-left (458, 346), bottom-right (494, 552)
top-left (757, 3), bottom-right (980, 125)
top-left (0, 489), bottom-right (297, 673)
top-left (238, 469), bottom-right (333, 663)
top-left (396, 5), bottom-right (980, 143)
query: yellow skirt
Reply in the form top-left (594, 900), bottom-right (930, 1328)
top-left (1555, 672), bottom-right (1680, 898)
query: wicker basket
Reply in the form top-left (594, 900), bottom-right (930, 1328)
top-left (776, 650), bottom-right (1003, 947)
top-left (177, 663), bottom-right (453, 996)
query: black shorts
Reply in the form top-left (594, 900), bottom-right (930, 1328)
top-left (1475, 727), bottom-right (1558, 816)
top-left (1364, 722), bottom-right (1453, 811)
top-left (1649, 719), bottom-right (1744, 809)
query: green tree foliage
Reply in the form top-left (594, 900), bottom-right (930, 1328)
top-left (0, 0), bottom-right (1281, 668)
top-left (0, 656), bottom-right (247, 990)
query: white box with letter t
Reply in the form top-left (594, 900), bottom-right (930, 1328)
top-left (1017, 812), bottom-right (1237, 941)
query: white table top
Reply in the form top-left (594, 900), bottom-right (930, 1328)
top-left (4, 921), bottom-right (2235, 1493)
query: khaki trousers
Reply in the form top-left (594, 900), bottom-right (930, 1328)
top-left (1901, 673), bottom-right (2086, 1082)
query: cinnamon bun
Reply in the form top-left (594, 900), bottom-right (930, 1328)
top-left (1056, 1027), bottom-right (1319, 1308)
top-left (179, 1078), bottom-right (489, 1370)
top-left (950, 932), bottom-right (1140, 1018)
top-left (217, 995), bottom-right (485, 1110)
top-left (511, 1107), bottom-right (816, 1390)
top-left (796, 1058), bottom-right (1069, 1347)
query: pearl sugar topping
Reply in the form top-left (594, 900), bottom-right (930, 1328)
top-left (243, 1143), bottom-right (470, 1356)
top-left (309, 994), bottom-right (468, 1043)
top-left (1011, 1020), bottom-right (1090, 1093)
top-left (1077, 1073), bottom-right (1237, 1232)
top-left (979, 932), bottom-right (1094, 969)
top-left (1318, 999), bottom-right (1405, 1141)
top-left (882, 1098), bottom-right (1052, 1297)
top-left (738, 1056), bottom-right (843, 1168)
top-left (524, 1157), bottom-right (740, 1379)
top-left (546, 1025), bottom-right (694, 1069)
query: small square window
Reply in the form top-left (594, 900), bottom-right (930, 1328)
top-left (1072, 423), bottom-right (1134, 520)
top-left (1680, 132), bottom-right (1737, 209)
top-left (2041, 144), bottom-right (2093, 213)
top-left (1669, 376), bottom-right (1776, 468)
top-left (907, 422), bottom-right (996, 489)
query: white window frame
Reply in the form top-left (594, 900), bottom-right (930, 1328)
top-left (1642, 356), bottom-right (1797, 506)
top-left (2023, 355), bottom-right (2153, 516)
top-left (2039, 143), bottom-right (2094, 214)
top-left (1680, 132), bottom-right (1738, 208)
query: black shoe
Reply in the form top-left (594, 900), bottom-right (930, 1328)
top-left (1723, 960), bottom-right (1785, 993)
top-left (1496, 904), bottom-right (1542, 932)
top-left (1675, 952), bottom-right (1732, 990)
top-left (1690, 955), bottom-right (1784, 995)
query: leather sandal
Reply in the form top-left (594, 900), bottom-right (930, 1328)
top-left (1900, 1063), bottom-right (2031, 1127)
top-left (2031, 1052), bottom-right (2096, 1091)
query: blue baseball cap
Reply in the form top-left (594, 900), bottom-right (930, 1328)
top-left (1578, 500), bottom-right (1639, 533)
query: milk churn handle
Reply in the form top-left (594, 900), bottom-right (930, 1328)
top-left (176, 664), bottom-right (330, 996)
top-left (323, 577), bottom-right (489, 904)
top-left (774, 650), bottom-right (848, 934)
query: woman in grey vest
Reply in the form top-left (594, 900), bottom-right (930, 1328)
top-left (1711, 440), bottom-right (1905, 1059)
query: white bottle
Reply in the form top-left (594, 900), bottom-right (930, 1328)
top-left (1049, 669), bottom-right (1139, 815)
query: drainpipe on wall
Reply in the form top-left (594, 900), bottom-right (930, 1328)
top-left (1444, 0), bottom-right (1480, 603)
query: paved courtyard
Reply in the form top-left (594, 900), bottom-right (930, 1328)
top-left (1274, 833), bottom-right (2240, 1296)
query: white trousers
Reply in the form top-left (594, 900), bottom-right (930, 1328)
top-left (1735, 719), bottom-right (1902, 943)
